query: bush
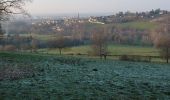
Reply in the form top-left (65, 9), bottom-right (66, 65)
top-left (119, 55), bottom-right (150, 62)
top-left (20, 44), bottom-right (31, 50)
top-left (3, 45), bottom-right (17, 51)
top-left (119, 55), bottom-right (129, 61)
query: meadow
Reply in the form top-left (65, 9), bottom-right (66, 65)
top-left (39, 45), bottom-right (159, 56)
top-left (38, 44), bottom-right (165, 62)
top-left (0, 52), bottom-right (170, 99)
top-left (115, 21), bottom-right (158, 30)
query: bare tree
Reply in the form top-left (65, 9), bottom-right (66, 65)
top-left (154, 34), bottom-right (170, 63)
top-left (0, 0), bottom-right (31, 45)
top-left (0, 0), bottom-right (31, 16)
top-left (56, 34), bottom-right (66, 55)
top-left (153, 21), bottom-right (170, 63)
top-left (0, 24), bottom-right (3, 42)
top-left (91, 27), bottom-right (109, 59)
top-left (48, 34), bottom-right (67, 55)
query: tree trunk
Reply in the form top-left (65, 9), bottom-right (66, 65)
top-left (99, 45), bottom-right (102, 59)
top-left (59, 48), bottom-right (62, 55)
top-left (0, 24), bottom-right (3, 44)
top-left (167, 48), bottom-right (169, 63)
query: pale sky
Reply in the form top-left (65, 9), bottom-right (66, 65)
top-left (26, 0), bottom-right (170, 15)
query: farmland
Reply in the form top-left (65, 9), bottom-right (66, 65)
top-left (0, 52), bottom-right (170, 99)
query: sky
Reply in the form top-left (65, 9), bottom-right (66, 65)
top-left (26, 0), bottom-right (170, 16)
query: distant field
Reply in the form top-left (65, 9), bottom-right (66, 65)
top-left (40, 45), bottom-right (159, 56)
top-left (20, 33), bottom-right (58, 41)
top-left (116, 21), bottom-right (158, 30)
top-left (0, 52), bottom-right (170, 99)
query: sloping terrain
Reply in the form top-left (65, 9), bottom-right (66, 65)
top-left (0, 52), bottom-right (170, 100)
top-left (115, 21), bottom-right (158, 30)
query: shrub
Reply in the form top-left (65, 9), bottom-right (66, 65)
top-left (0, 45), bottom-right (3, 51)
top-left (3, 45), bottom-right (17, 51)
top-left (119, 55), bottom-right (150, 62)
top-left (20, 44), bottom-right (31, 50)
top-left (119, 55), bottom-right (129, 61)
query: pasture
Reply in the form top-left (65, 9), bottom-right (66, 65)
top-left (0, 52), bottom-right (170, 99)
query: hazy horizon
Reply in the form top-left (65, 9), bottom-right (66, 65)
top-left (26, 0), bottom-right (170, 16)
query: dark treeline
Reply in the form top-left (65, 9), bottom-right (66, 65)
top-left (0, 34), bottom-right (85, 52)
top-left (1, 20), bottom-right (153, 46)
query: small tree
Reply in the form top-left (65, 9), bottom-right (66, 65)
top-left (31, 38), bottom-right (38, 52)
top-left (48, 34), bottom-right (67, 55)
top-left (0, 24), bottom-right (3, 43)
top-left (56, 35), bottom-right (66, 55)
top-left (91, 27), bottom-right (109, 59)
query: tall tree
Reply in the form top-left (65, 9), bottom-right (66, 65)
top-left (153, 17), bottom-right (170, 63)
top-left (91, 27), bottom-right (109, 59)
top-left (155, 34), bottom-right (170, 63)
top-left (0, 24), bottom-right (3, 39)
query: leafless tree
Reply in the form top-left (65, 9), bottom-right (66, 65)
top-left (154, 33), bottom-right (170, 63)
top-left (153, 22), bottom-right (170, 63)
top-left (48, 34), bottom-right (67, 55)
top-left (0, 0), bottom-right (31, 44)
top-left (0, 0), bottom-right (31, 17)
top-left (56, 34), bottom-right (66, 55)
top-left (31, 38), bottom-right (38, 52)
top-left (91, 27), bottom-right (109, 59)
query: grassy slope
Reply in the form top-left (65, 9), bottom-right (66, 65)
top-left (115, 21), bottom-right (158, 30)
top-left (0, 52), bottom-right (170, 99)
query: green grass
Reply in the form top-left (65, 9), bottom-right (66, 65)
top-left (40, 45), bottom-right (159, 56)
top-left (108, 45), bottom-right (159, 56)
top-left (116, 21), bottom-right (158, 30)
top-left (0, 52), bottom-right (170, 99)
top-left (20, 33), bottom-right (58, 41)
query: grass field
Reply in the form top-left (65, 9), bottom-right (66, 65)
top-left (115, 21), bottom-right (158, 30)
top-left (40, 45), bottom-right (159, 56)
top-left (20, 33), bottom-right (58, 41)
top-left (0, 52), bottom-right (170, 99)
